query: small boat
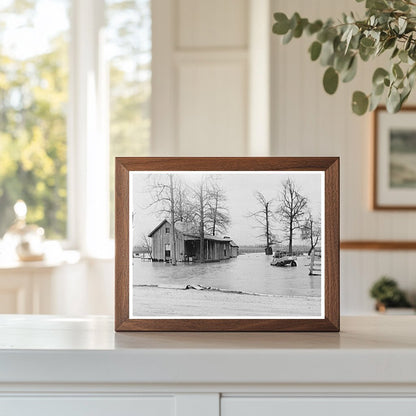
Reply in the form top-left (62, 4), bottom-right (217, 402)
top-left (270, 251), bottom-right (297, 267)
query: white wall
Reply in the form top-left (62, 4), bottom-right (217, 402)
top-left (271, 0), bottom-right (416, 313)
top-left (152, 0), bottom-right (251, 156)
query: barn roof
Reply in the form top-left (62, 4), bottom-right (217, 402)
top-left (148, 220), bottom-right (234, 243)
top-left (147, 219), bottom-right (169, 237)
top-left (185, 234), bottom-right (231, 242)
top-left (230, 240), bottom-right (239, 247)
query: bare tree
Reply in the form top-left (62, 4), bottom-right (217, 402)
top-left (206, 181), bottom-right (230, 236)
top-left (301, 212), bottom-right (321, 255)
top-left (248, 191), bottom-right (276, 255)
top-left (146, 174), bottom-right (178, 265)
top-left (141, 233), bottom-right (152, 257)
top-left (174, 181), bottom-right (193, 224)
top-left (277, 178), bottom-right (308, 255)
top-left (190, 177), bottom-right (212, 263)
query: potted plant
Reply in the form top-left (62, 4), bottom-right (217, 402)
top-left (369, 276), bottom-right (413, 312)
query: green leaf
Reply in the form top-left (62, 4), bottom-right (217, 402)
top-left (352, 91), bottom-right (369, 115)
top-left (320, 41), bottom-right (335, 66)
top-left (372, 68), bottom-right (389, 86)
top-left (393, 63), bottom-right (404, 79)
top-left (360, 37), bottom-right (375, 48)
top-left (399, 49), bottom-right (408, 63)
top-left (383, 37), bottom-right (396, 50)
top-left (342, 56), bottom-right (357, 83)
top-left (387, 87), bottom-right (401, 113)
top-left (293, 18), bottom-right (308, 38)
top-left (290, 12), bottom-right (301, 30)
top-left (273, 13), bottom-right (290, 35)
top-left (393, 0), bottom-right (410, 11)
top-left (400, 87), bottom-right (411, 106)
top-left (323, 67), bottom-right (339, 94)
top-left (282, 29), bottom-right (293, 44)
top-left (374, 82), bottom-right (385, 96)
top-left (398, 17), bottom-right (407, 34)
top-left (309, 41), bottom-right (322, 61)
top-left (307, 20), bottom-right (323, 35)
top-left (366, 0), bottom-right (388, 10)
top-left (366, 0), bottom-right (387, 7)
top-left (391, 47), bottom-right (399, 59)
top-left (369, 92), bottom-right (383, 111)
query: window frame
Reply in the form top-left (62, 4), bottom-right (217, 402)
top-left (67, 0), bottom-right (111, 257)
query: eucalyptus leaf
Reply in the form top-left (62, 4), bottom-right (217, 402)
top-left (366, 0), bottom-right (388, 9)
top-left (369, 92), bottom-right (383, 111)
top-left (320, 40), bottom-right (335, 66)
top-left (342, 56), bottom-right (358, 82)
top-left (360, 37), bottom-right (375, 48)
top-left (333, 52), bottom-right (346, 72)
top-left (273, 13), bottom-right (290, 34)
top-left (309, 41), bottom-right (322, 61)
top-left (307, 20), bottom-right (323, 35)
top-left (387, 87), bottom-right (401, 112)
top-left (393, 63), bottom-right (404, 79)
top-left (323, 67), bottom-right (339, 94)
top-left (391, 47), bottom-right (399, 59)
top-left (373, 82), bottom-right (385, 96)
top-left (398, 17), bottom-right (407, 34)
top-left (399, 49), bottom-right (408, 63)
top-left (352, 91), bottom-right (369, 115)
top-left (383, 37), bottom-right (396, 50)
top-left (401, 87), bottom-right (411, 106)
top-left (282, 29), bottom-right (293, 44)
top-left (293, 18), bottom-right (308, 38)
top-left (372, 67), bottom-right (389, 85)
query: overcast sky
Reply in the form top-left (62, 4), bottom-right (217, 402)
top-left (131, 172), bottom-right (323, 247)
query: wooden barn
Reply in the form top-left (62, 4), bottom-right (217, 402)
top-left (148, 220), bottom-right (238, 263)
top-left (230, 240), bottom-right (239, 258)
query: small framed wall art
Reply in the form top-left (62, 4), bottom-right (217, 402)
top-left (374, 106), bottom-right (416, 210)
top-left (115, 157), bottom-right (339, 332)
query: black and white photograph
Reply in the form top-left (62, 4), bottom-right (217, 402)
top-left (129, 171), bottom-right (324, 318)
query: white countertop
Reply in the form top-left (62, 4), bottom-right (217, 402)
top-left (0, 315), bottom-right (415, 386)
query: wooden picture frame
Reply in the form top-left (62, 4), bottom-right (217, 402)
top-left (115, 157), bottom-right (339, 332)
top-left (373, 106), bottom-right (416, 210)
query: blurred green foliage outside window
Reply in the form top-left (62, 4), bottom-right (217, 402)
top-left (0, 0), bottom-right (69, 239)
top-left (0, 0), bottom-right (151, 241)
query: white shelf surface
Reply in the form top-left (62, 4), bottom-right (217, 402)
top-left (0, 315), bottom-right (415, 386)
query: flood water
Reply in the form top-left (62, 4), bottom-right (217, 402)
top-left (133, 253), bottom-right (321, 298)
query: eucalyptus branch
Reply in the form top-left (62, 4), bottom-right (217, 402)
top-left (272, 0), bottom-right (416, 114)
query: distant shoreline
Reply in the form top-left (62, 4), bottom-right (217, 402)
top-left (132, 286), bottom-right (321, 317)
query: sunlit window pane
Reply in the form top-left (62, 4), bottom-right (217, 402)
top-left (0, 0), bottom-right (70, 239)
top-left (106, 0), bottom-right (151, 237)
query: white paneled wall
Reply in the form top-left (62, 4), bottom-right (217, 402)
top-left (271, 0), bottom-right (416, 313)
top-left (152, 0), bottom-right (249, 156)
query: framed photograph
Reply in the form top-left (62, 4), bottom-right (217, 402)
top-left (374, 106), bottom-right (416, 209)
top-left (115, 157), bottom-right (339, 332)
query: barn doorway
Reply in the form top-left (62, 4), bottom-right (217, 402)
top-left (165, 243), bottom-right (171, 261)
